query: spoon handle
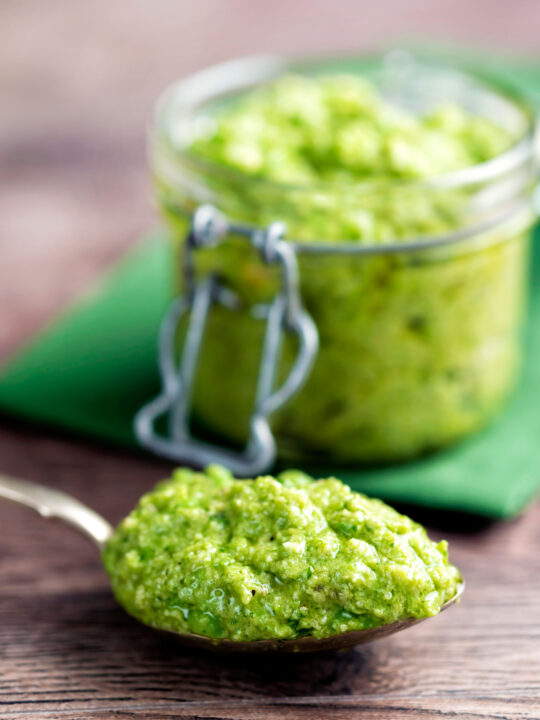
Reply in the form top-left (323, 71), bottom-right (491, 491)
top-left (0, 473), bottom-right (113, 551)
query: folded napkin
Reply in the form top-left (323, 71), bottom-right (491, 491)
top-left (1, 55), bottom-right (539, 519)
top-left (1, 224), bottom-right (539, 519)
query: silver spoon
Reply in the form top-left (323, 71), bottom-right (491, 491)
top-left (0, 473), bottom-right (464, 653)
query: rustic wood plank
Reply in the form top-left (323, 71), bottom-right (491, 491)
top-left (3, 699), bottom-right (540, 720)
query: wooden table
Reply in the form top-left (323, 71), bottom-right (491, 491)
top-left (1, 2), bottom-right (540, 718)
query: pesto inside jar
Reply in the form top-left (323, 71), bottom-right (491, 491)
top-left (153, 67), bottom-right (533, 462)
top-left (103, 466), bottom-right (462, 642)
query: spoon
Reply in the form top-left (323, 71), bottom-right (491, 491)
top-left (0, 473), bottom-right (463, 653)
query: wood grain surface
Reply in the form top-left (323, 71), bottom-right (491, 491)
top-left (1, 1), bottom-right (540, 718)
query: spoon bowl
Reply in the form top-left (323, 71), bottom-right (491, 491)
top-left (160, 584), bottom-right (463, 653)
top-left (0, 473), bottom-right (463, 653)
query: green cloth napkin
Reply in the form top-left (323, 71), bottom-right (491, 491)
top-left (1, 54), bottom-right (539, 519)
top-left (0, 225), bottom-right (539, 519)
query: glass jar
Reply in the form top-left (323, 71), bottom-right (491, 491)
top-left (149, 52), bottom-right (538, 465)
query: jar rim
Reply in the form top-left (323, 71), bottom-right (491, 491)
top-left (152, 50), bottom-right (539, 254)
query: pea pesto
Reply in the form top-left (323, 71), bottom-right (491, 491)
top-left (190, 73), bottom-right (513, 191)
top-left (153, 69), bottom-right (532, 463)
top-left (103, 466), bottom-right (462, 642)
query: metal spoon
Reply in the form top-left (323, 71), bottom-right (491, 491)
top-left (0, 473), bottom-right (463, 653)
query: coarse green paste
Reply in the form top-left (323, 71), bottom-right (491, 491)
top-left (154, 71), bottom-right (532, 463)
top-left (103, 466), bottom-right (462, 642)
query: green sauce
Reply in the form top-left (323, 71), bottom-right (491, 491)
top-left (103, 466), bottom-right (462, 642)
top-left (191, 74), bottom-right (512, 189)
top-left (154, 72), bottom-right (530, 463)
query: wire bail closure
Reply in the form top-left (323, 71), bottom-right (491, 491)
top-left (134, 205), bottom-right (319, 476)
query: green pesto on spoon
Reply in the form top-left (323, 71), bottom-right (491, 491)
top-left (0, 470), bottom-right (463, 653)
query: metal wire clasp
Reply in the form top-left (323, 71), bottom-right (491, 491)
top-left (134, 205), bottom-right (319, 476)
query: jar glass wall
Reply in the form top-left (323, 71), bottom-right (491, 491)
top-left (150, 52), bottom-right (538, 464)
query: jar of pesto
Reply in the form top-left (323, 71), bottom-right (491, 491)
top-left (144, 52), bottom-right (538, 469)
